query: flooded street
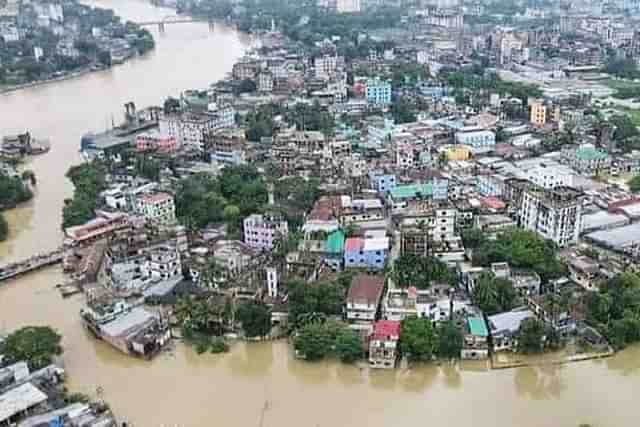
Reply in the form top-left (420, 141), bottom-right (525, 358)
top-left (0, 1), bottom-right (639, 426)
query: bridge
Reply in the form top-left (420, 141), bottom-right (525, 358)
top-left (136, 15), bottom-right (213, 32)
top-left (0, 248), bottom-right (63, 282)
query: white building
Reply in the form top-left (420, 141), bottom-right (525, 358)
top-left (135, 192), bottom-right (176, 225)
top-left (314, 55), bottom-right (339, 79)
top-left (507, 179), bottom-right (583, 247)
top-left (159, 104), bottom-right (235, 151)
top-left (455, 130), bottom-right (495, 154)
top-left (336, 0), bottom-right (360, 13)
top-left (524, 163), bottom-right (573, 189)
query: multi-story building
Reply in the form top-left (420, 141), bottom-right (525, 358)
top-left (524, 163), bottom-right (573, 189)
top-left (346, 274), bottom-right (385, 338)
top-left (366, 117), bottom-right (396, 147)
top-left (504, 179), bottom-right (584, 247)
top-left (135, 132), bottom-right (177, 153)
top-left (369, 320), bottom-right (400, 369)
top-left (387, 179), bottom-right (449, 214)
top-left (336, 0), bottom-right (360, 13)
top-left (455, 130), bottom-right (495, 154)
top-left (314, 54), bottom-right (340, 79)
top-left (461, 316), bottom-right (489, 359)
top-left (564, 144), bottom-right (611, 175)
top-left (135, 192), bottom-right (176, 226)
top-left (258, 71), bottom-right (274, 93)
top-left (204, 128), bottom-right (246, 165)
top-left (365, 78), bottom-right (392, 106)
top-left (243, 214), bottom-right (289, 251)
top-left (159, 104), bottom-right (235, 151)
top-left (343, 236), bottom-right (389, 270)
top-left (369, 170), bottom-right (397, 194)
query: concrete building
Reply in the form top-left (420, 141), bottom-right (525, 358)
top-left (365, 78), bottom-right (392, 106)
top-left (565, 144), bottom-right (611, 175)
top-left (369, 170), bottom-right (397, 193)
top-left (243, 214), bottom-right (289, 251)
top-left (346, 274), bottom-right (385, 338)
top-left (369, 320), bottom-right (400, 369)
top-left (488, 308), bottom-right (535, 352)
top-left (455, 130), bottom-right (495, 154)
top-left (343, 236), bottom-right (389, 270)
top-left (135, 192), bottom-right (176, 225)
top-left (135, 131), bottom-right (177, 153)
top-left (336, 0), bottom-right (360, 13)
top-left (505, 179), bottom-right (584, 247)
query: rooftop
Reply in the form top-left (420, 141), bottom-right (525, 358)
top-left (347, 274), bottom-right (385, 304)
top-left (0, 383), bottom-right (48, 424)
top-left (373, 320), bottom-right (400, 339)
top-left (389, 183), bottom-right (434, 200)
top-left (325, 229), bottom-right (345, 254)
top-left (488, 309), bottom-right (534, 334)
top-left (467, 316), bottom-right (489, 337)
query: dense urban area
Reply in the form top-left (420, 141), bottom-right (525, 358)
top-left (3, 0), bottom-right (640, 425)
top-left (0, 0), bottom-right (154, 90)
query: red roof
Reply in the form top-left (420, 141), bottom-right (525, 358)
top-left (480, 196), bottom-right (506, 210)
top-left (347, 274), bottom-right (385, 304)
top-left (372, 320), bottom-right (400, 339)
top-left (344, 238), bottom-right (364, 252)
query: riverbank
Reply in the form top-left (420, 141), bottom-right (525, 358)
top-left (0, 67), bottom-right (98, 95)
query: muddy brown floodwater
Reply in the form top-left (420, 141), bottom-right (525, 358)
top-left (0, 1), bottom-right (638, 426)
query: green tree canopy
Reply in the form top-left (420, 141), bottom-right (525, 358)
top-left (436, 321), bottom-right (463, 359)
top-left (517, 318), bottom-right (546, 354)
top-left (293, 322), bottom-right (332, 361)
top-left (0, 326), bottom-right (63, 370)
top-left (399, 316), bottom-right (438, 362)
top-left (393, 253), bottom-right (456, 289)
top-left (471, 272), bottom-right (517, 316)
top-left (0, 212), bottom-right (8, 242)
top-left (236, 301), bottom-right (272, 338)
top-left (334, 327), bottom-right (362, 363)
top-left (628, 175), bottom-right (640, 193)
top-left (472, 228), bottom-right (566, 283)
top-left (287, 279), bottom-right (345, 327)
top-left (62, 162), bottom-right (106, 228)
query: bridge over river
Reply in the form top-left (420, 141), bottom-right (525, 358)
top-left (135, 15), bottom-right (214, 32)
top-left (0, 248), bottom-right (63, 282)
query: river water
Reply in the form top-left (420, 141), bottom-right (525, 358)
top-left (0, 1), bottom-right (639, 426)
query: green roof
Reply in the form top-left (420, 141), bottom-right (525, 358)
top-left (467, 317), bottom-right (489, 337)
top-left (575, 146), bottom-right (609, 161)
top-left (389, 183), bottom-right (433, 200)
top-left (326, 229), bottom-right (345, 254)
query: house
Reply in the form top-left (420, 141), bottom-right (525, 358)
top-left (135, 131), bottom-right (177, 153)
top-left (243, 214), bottom-right (289, 251)
top-left (346, 274), bottom-right (385, 339)
top-left (527, 295), bottom-right (577, 336)
top-left (488, 308), bottom-right (535, 352)
top-left (504, 178), bottom-right (584, 247)
top-left (461, 316), bottom-right (489, 360)
top-left (324, 229), bottom-right (345, 270)
top-left (564, 144), bottom-right (611, 175)
top-left (134, 192), bottom-right (176, 226)
top-left (567, 255), bottom-right (601, 291)
top-left (365, 78), bottom-right (392, 106)
top-left (455, 130), bottom-right (496, 154)
top-left (369, 170), bottom-right (397, 194)
top-left (369, 320), bottom-right (400, 369)
top-left (343, 236), bottom-right (389, 270)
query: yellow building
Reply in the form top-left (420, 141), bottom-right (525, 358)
top-left (444, 145), bottom-right (471, 160)
top-left (529, 101), bottom-right (547, 126)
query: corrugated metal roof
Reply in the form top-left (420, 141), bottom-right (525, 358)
top-left (389, 183), bottom-right (433, 200)
top-left (0, 383), bottom-right (48, 423)
top-left (467, 317), bottom-right (489, 337)
top-left (325, 229), bottom-right (345, 254)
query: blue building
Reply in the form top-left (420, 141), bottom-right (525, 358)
top-left (344, 237), bottom-right (388, 270)
top-left (455, 130), bottom-right (496, 154)
top-left (365, 78), bottom-right (392, 106)
top-left (369, 170), bottom-right (397, 194)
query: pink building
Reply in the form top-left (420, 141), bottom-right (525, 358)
top-left (243, 214), bottom-right (288, 251)
top-left (369, 320), bottom-right (400, 369)
top-left (136, 132), bottom-right (177, 153)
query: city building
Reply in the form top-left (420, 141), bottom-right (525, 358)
top-left (243, 214), bottom-right (289, 251)
top-left (135, 131), bottom-right (177, 153)
top-left (505, 179), bottom-right (584, 247)
top-left (343, 236), bottom-right (389, 270)
top-left (369, 320), bottom-right (400, 369)
top-left (455, 130), bottom-right (496, 154)
top-left (365, 78), bottom-right (392, 106)
top-left (488, 309), bottom-right (535, 352)
top-left (135, 192), bottom-right (176, 226)
top-left (346, 273), bottom-right (385, 338)
top-left (461, 316), bottom-right (489, 359)
top-left (565, 144), bottom-right (611, 175)
top-left (336, 0), bottom-right (360, 13)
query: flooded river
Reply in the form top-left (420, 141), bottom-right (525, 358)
top-left (1, 1), bottom-right (639, 426)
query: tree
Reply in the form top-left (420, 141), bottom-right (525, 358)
top-left (436, 321), bottom-right (463, 359)
top-left (399, 316), bottom-right (438, 362)
top-left (472, 272), bottom-right (517, 315)
top-left (393, 254), bottom-right (456, 289)
top-left (0, 326), bottom-right (63, 370)
top-left (517, 318), bottom-right (545, 354)
top-left (287, 279), bottom-right (345, 327)
top-left (628, 175), bottom-right (640, 193)
top-left (163, 97), bottom-right (181, 114)
top-left (293, 322), bottom-right (332, 361)
top-left (461, 227), bottom-right (486, 249)
top-left (334, 328), bottom-right (362, 363)
top-left (472, 228), bottom-right (566, 283)
top-left (236, 301), bottom-right (272, 338)
top-left (0, 212), bottom-right (8, 242)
